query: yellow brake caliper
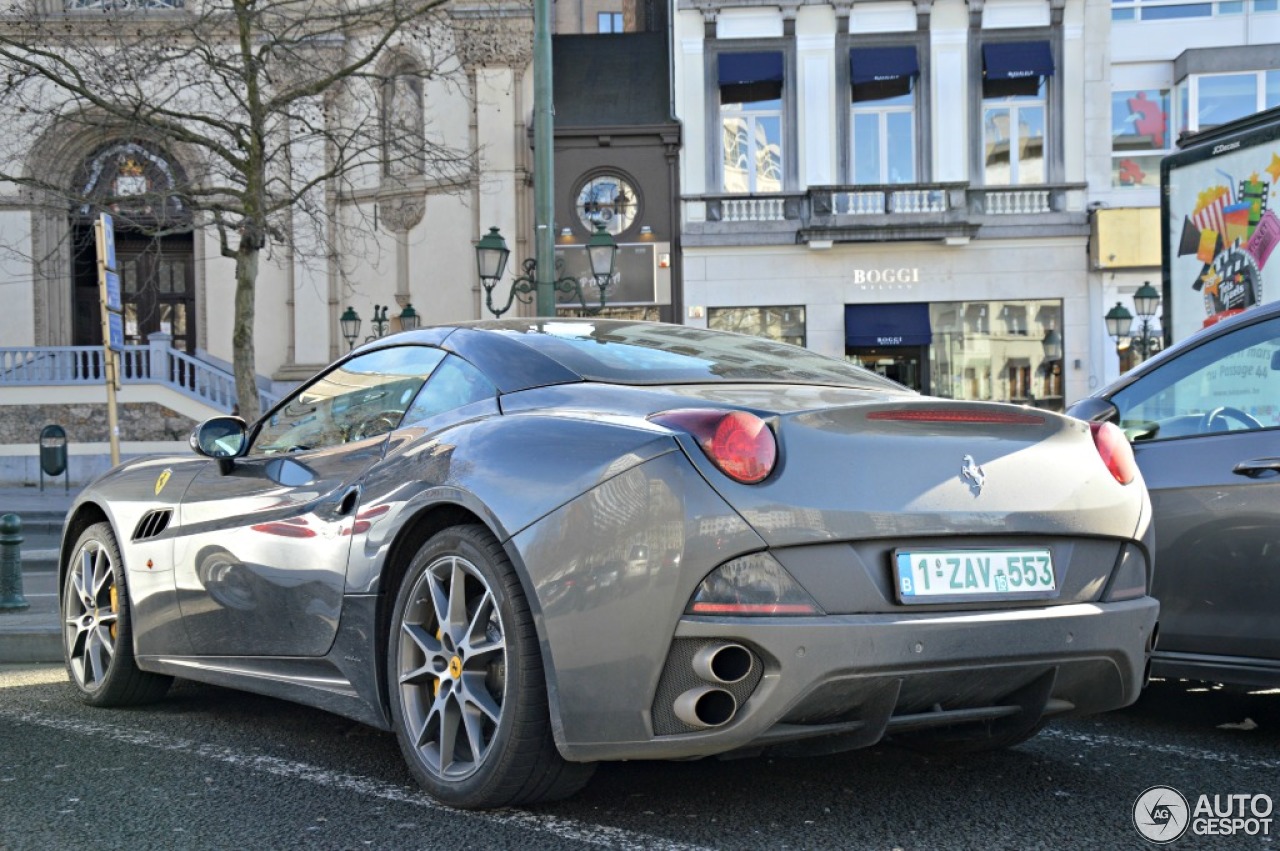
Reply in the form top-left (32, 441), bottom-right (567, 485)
top-left (434, 627), bottom-right (443, 696)
top-left (109, 584), bottom-right (119, 641)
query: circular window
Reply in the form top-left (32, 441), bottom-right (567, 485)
top-left (576, 174), bottom-right (639, 236)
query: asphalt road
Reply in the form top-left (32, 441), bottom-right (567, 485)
top-left (1, 667), bottom-right (1276, 850)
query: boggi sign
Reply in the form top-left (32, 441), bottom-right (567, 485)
top-left (850, 268), bottom-right (920, 284)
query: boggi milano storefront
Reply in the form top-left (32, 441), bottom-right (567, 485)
top-left (842, 299), bottom-right (1065, 412)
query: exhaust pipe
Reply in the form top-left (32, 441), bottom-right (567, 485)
top-left (673, 686), bottom-right (738, 729)
top-left (691, 642), bottom-right (753, 684)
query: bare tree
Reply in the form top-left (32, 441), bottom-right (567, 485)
top-left (0, 0), bottom-right (473, 421)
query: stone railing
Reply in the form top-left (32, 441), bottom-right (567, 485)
top-left (0, 336), bottom-right (278, 414)
top-left (687, 182), bottom-right (1081, 232)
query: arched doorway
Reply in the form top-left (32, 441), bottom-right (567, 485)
top-left (70, 141), bottom-right (196, 354)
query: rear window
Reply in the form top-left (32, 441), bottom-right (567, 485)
top-left (491, 320), bottom-right (900, 389)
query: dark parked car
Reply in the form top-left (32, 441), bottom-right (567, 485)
top-left (61, 319), bottom-right (1157, 809)
top-left (1070, 300), bottom-right (1280, 687)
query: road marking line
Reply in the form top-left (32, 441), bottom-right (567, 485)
top-left (0, 709), bottom-right (710, 851)
top-left (1042, 728), bottom-right (1280, 771)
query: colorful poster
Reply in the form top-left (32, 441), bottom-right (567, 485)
top-left (1166, 135), bottom-right (1280, 341)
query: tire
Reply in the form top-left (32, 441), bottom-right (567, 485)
top-left (62, 522), bottom-right (172, 706)
top-left (387, 524), bottom-right (594, 809)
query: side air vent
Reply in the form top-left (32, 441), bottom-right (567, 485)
top-left (132, 509), bottom-right (173, 542)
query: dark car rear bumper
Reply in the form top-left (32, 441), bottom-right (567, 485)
top-left (1151, 650), bottom-right (1280, 689)
top-left (558, 597), bottom-right (1158, 761)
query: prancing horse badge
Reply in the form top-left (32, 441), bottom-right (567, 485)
top-left (960, 455), bottom-right (985, 497)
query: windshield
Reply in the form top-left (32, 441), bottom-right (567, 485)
top-left (487, 320), bottom-right (901, 389)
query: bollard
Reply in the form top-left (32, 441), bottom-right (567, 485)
top-left (0, 513), bottom-right (29, 612)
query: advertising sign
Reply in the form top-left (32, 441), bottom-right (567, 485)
top-left (104, 270), bottom-right (122, 313)
top-left (554, 243), bottom-right (657, 306)
top-left (1163, 115), bottom-right (1280, 342)
top-left (107, 312), bottom-right (124, 352)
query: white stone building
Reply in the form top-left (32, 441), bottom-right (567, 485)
top-left (0, 2), bottom-right (541, 484)
top-left (672, 0), bottom-right (1113, 410)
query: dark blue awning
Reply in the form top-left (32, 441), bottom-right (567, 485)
top-left (983, 41), bottom-right (1054, 80)
top-left (718, 52), bottom-right (784, 85)
top-left (850, 46), bottom-right (919, 85)
top-left (845, 303), bottom-right (932, 348)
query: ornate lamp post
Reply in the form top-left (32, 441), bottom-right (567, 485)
top-left (339, 303), bottom-right (422, 350)
top-left (1104, 280), bottom-right (1162, 368)
top-left (1131, 281), bottom-right (1161, 361)
top-left (340, 306), bottom-right (361, 351)
top-left (476, 223), bottom-right (618, 317)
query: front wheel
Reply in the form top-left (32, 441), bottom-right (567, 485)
top-left (387, 524), bottom-right (594, 809)
top-left (62, 522), bottom-right (172, 706)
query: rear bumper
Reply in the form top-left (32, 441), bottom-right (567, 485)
top-left (558, 597), bottom-right (1158, 762)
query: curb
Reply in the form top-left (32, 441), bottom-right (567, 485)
top-left (0, 626), bottom-right (61, 664)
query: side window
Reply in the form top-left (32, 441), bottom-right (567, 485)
top-left (252, 346), bottom-right (446, 455)
top-left (1111, 317), bottom-right (1280, 441)
top-left (402, 355), bottom-right (496, 425)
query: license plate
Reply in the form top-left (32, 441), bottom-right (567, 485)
top-left (894, 548), bottom-right (1056, 604)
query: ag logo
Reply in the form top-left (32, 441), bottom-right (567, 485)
top-left (1134, 785), bottom-right (1190, 843)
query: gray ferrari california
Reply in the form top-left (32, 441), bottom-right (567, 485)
top-left (59, 319), bottom-right (1158, 809)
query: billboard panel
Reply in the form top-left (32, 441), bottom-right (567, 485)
top-left (1164, 116), bottom-right (1280, 342)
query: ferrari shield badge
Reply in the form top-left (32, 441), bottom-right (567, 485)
top-left (155, 469), bottom-right (172, 495)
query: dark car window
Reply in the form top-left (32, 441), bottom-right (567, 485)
top-left (252, 346), bottom-right (447, 455)
top-left (1110, 316), bottom-right (1280, 441)
top-left (492, 320), bottom-right (900, 389)
top-left (402, 354), bottom-right (496, 424)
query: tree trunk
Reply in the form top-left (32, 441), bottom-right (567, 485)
top-left (233, 244), bottom-right (261, 424)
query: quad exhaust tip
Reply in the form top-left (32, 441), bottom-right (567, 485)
top-left (691, 642), bottom-right (753, 685)
top-left (673, 686), bottom-right (738, 728)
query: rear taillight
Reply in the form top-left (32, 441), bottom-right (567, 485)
top-left (1089, 421), bottom-right (1138, 485)
top-left (650, 409), bottom-right (777, 484)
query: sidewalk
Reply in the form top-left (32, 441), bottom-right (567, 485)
top-left (0, 484), bottom-right (81, 663)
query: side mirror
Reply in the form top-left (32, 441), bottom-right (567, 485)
top-left (1065, 396), bottom-right (1119, 425)
top-left (190, 416), bottom-right (248, 474)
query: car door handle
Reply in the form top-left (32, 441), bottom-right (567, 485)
top-left (1232, 458), bottom-right (1280, 478)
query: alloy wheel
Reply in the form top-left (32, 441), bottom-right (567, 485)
top-left (397, 554), bottom-right (508, 781)
top-left (64, 539), bottom-right (119, 691)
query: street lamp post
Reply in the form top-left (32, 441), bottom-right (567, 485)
top-left (339, 303), bottom-right (422, 350)
top-left (476, 223), bottom-right (618, 317)
top-left (532, 0), bottom-right (556, 316)
top-left (1104, 280), bottom-right (1162, 368)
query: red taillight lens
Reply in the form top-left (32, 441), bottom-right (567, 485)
top-left (650, 409), bottom-right (777, 484)
top-left (1089, 421), bottom-right (1138, 485)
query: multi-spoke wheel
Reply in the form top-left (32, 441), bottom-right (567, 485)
top-left (388, 524), bottom-right (594, 809)
top-left (63, 522), bottom-right (171, 706)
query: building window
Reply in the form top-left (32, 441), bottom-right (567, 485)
top-left (575, 173), bottom-right (639, 236)
top-left (1112, 88), bottom-right (1170, 188)
top-left (382, 65), bottom-right (425, 178)
top-left (981, 42), bottom-right (1053, 186)
top-left (1176, 71), bottom-right (1280, 133)
top-left (718, 51), bottom-right (785, 194)
top-left (597, 12), bottom-right (623, 33)
top-left (929, 299), bottom-right (1064, 410)
top-left (707, 306), bottom-right (806, 346)
top-left (850, 47), bottom-right (918, 185)
top-left (1111, 0), bottom-right (1274, 20)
